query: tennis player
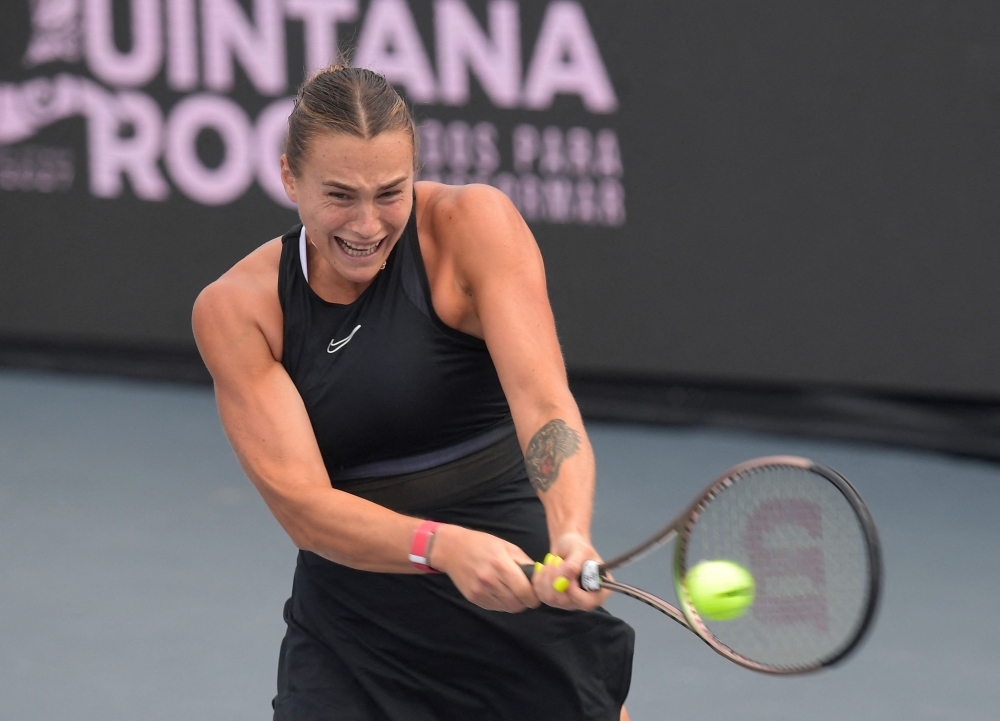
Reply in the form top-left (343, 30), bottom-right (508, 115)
top-left (193, 65), bottom-right (634, 720)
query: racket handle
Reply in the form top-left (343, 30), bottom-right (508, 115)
top-left (520, 562), bottom-right (544, 578)
top-left (520, 560), bottom-right (603, 592)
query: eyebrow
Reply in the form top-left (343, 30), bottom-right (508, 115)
top-left (321, 176), bottom-right (409, 193)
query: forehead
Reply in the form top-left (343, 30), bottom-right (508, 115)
top-left (302, 130), bottom-right (414, 188)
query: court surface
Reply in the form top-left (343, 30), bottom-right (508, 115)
top-left (1, 369), bottom-right (997, 721)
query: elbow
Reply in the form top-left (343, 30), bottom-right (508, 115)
top-left (282, 520), bottom-right (357, 568)
top-left (269, 502), bottom-right (318, 552)
top-left (282, 516), bottom-right (317, 553)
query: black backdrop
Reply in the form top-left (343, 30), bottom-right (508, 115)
top-left (2, 0), bottom-right (999, 400)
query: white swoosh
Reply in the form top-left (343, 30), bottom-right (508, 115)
top-left (327, 324), bottom-right (361, 353)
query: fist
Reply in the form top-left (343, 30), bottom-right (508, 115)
top-left (430, 524), bottom-right (541, 613)
top-left (531, 532), bottom-right (611, 611)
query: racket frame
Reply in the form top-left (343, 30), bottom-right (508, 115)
top-left (590, 456), bottom-right (883, 674)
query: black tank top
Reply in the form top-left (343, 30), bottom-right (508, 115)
top-left (274, 208), bottom-right (636, 721)
top-left (278, 206), bottom-right (515, 483)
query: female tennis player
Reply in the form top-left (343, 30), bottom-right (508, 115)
top-left (193, 65), bottom-right (634, 720)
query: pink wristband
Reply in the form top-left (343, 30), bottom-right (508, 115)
top-left (409, 520), bottom-right (443, 573)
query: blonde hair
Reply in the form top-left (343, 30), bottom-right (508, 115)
top-left (285, 65), bottom-right (418, 175)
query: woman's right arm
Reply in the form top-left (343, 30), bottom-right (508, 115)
top-left (191, 266), bottom-right (537, 611)
top-left (193, 273), bottom-right (422, 572)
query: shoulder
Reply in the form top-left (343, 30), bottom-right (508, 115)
top-left (192, 236), bottom-right (285, 363)
top-left (419, 181), bottom-right (525, 240)
top-left (416, 182), bottom-right (542, 277)
top-left (194, 236), bottom-right (284, 322)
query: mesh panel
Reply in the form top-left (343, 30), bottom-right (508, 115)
top-left (683, 465), bottom-right (871, 669)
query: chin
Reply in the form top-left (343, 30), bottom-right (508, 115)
top-left (335, 257), bottom-right (385, 282)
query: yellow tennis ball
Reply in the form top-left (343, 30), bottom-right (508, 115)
top-left (685, 560), bottom-right (755, 621)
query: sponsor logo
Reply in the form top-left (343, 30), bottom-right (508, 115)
top-left (327, 324), bottom-right (361, 353)
top-left (3, 1), bottom-right (625, 224)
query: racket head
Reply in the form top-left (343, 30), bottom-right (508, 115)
top-left (672, 456), bottom-right (882, 674)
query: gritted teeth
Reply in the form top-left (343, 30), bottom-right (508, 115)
top-left (336, 236), bottom-right (382, 257)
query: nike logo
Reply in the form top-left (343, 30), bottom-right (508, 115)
top-left (327, 324), bottom-right (361, 353)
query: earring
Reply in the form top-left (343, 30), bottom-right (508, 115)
top-left (381, 261), bottom-right (387, 270)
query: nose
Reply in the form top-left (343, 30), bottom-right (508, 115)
top-left (351, 201), bottom-right (382, 239)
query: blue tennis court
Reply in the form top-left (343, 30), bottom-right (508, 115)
top-left (2, 369), bottom-right (996, 721)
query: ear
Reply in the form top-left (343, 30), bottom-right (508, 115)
top-left (280, 155), bottom-right (298, 204)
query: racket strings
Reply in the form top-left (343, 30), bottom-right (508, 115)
top-left (683, 464), bottom-right (872, 670)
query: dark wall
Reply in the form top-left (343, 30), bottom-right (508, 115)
top-left (2, 1), bottom-right (999, 398)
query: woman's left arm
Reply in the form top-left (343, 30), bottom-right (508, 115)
top-left (431, 184), bottom-right (610, 612)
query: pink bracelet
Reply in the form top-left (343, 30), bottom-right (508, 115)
top-left (409, 520), bottom-right (443, 573)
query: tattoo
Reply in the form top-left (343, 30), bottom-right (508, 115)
top-left (525, 419), bottom-right (580, 492)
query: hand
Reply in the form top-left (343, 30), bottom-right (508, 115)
top-left (532, 532), bottom-right (611, 611)
top-left (429, 524), bottom-right (541, 613)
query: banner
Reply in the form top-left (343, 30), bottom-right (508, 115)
top-left (2, 1), bottom-right (999, 398)
top-left (2, 0), bottom-right (624, 222)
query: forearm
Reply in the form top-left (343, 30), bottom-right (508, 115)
top-left (249, 464), bottom-right (540, 613)
top-left (521, 410), bottom-right (596, 543)
top-left (214, 371), bottom-right (427, 574)
top-left (266, 483), bottom-right (425, 572)
top-left (226, 422), bottom-right (423, 572)
top-left (520, 409), bottom-right (613, 611)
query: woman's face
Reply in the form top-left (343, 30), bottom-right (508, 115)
top-left (281, 129), bottom-right (415, 290)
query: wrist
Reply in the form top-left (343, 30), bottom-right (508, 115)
top-left (409, 520), bottom-right (443, 573)
top-left (423, 523), bottom-right (461, 574)
top-left (549, 528), bottom-right (592, 547)
top-left (549, 530), bottom-right (598, 562)
top-left (544, 508), bottom-right (592, 543)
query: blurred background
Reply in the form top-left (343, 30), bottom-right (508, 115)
top-left (2, 0), bottom-right (999, 456)
top-left (1, 1), bottom-right (998, 719)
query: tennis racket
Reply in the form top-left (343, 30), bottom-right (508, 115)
top-left (529, 456), bottom-right (882, 675)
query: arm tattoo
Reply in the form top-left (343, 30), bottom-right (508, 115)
top-left (525, 419), bottom-right (580, 493)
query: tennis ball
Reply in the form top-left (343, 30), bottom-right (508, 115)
top-left (684, 560), bottom-right (755, 621)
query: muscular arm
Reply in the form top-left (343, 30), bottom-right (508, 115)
top-left (430, 185), bottom-right (605, 610)
top-left (192, 248), bottom-right (538, 612)
top-left (193, 270), bottom-right (421, 573)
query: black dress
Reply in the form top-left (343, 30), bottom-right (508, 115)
top-left (272, 214), bottom-right (634, 720)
